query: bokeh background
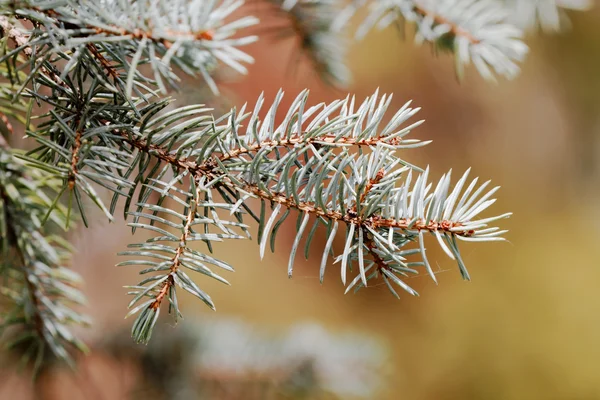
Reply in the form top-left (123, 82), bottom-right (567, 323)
top-left (3, 3), bottom-right (600, 399)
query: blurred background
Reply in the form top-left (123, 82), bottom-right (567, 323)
top-left (3, 3), bottom-right (600, 399)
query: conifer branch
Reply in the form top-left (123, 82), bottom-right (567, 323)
top-left (0, 146), bottom-right (89, 367)
top-left (1, 185), bottom-right (46, 349)
top-left (108, 89), bottom-right (509, 308)
top-left (410, 2), bottom-right (480, 44)
top-left (2, 0), bottom-right (258, 94)
top-left (336, 0), bottom-right (529, 81)
top-left (0, 0), bottom-right (519, 355)
top-left (24, 4), bottom-right (216, 50)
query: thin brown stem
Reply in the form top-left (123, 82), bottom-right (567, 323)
top-left (0, 112), bottom-right (14, 136)
top-left (32, 7), bottom-right (214, 50)
top-left (86, 43), bottom-right (119, 79)
top-left (149, 177), bottom-right (199, 310)
top-left (217, 135), bottom-right (404, 163)
top-left (363, 230), bottom-right (389, 273)
top-left (355, 168), bottom-right (392, 272)
top-left (359, 167), bottom-right (385, 205)
top-left (68, 129), bottom-right (82, 190)
top-left (0, 16), bottom-right (66, 87)
top-left (411, 3), bottom-right (481, 44)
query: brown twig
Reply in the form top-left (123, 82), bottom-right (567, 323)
top-left (68, 129), bottom-right (82, 190)
top-left (218, 135), bottom-right (404, 163)
top-left (0, 112), bottom-right (14, 136)
top-left (355, 168), bottom-right (392, 274)
top-left (115, 126), bottom-right (472, 237)
top-left (34, 6), bottom-right (214, 50)
top-left (0, 16), bottom-right (67, 87)
top-left (86, 43), bottom-right (119, 80)
top-left (149, 178), bottom-right (199, 310)
top-left (411, 3), bottom-right (481, 45)
top-left (363, 231), bottom-right (389, 273)
top-left (359, 167), bottom-right (385, 205)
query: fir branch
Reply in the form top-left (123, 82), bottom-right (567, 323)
top-left (0, 147), bottom-right (89, 368)
top-left (104, 90), bottom-right (509, 314)
top-left (3, 0), bottom-right (259, 94)
top-left (241, 183), bottom-right (477, 237)
top-left (0, 0), bottom-right (515, 350)
top-left (35, 7), bottom-right (217, 50)
top-left (336, 0), bottom-right (529, 81)
top-left (0, 45), bottom-right (87, 368)
top-left (123, 175), bottom-right (205, 344)
top-left (148, 179), bottom-right (200, 311)
top-left (120, 173), bottom-right (244, 344)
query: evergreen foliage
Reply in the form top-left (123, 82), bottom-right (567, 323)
top-left (0, 0), bottom-right (591, 369)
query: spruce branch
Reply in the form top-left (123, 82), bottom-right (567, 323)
top-left (0, 0), bottom-right (515, 351)
top-left (0, 38), bottom-right (88, 368)
top-left (0, 147), bottom-right (89, 368)
top-left (121, 174), bottom-right (245, 344)
top-left (335, 0), bottom-right (530, 81)
top-left (98, 89), bottom-right (510, 343)
top-left (2, 0), bottom-right (259, 94)
top-left (6, 75), bottom-right (508, 343)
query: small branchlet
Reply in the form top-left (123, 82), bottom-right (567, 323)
top-left (101, 89), bottom-right (510, 342)
top-left (335, 0), bottom-right (529, 81)
top-left (0, 148), bottom-right (89, 367)
top-left (1, 0), bottom-right (258, 94)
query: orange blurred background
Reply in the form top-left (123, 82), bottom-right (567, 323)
top-left (3, 4), bottom-right (600, 399)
